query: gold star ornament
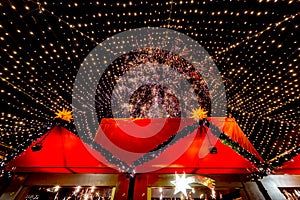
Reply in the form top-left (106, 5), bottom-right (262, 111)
top-left (191, 107), bottom-right (208, 120)
top-left (55, 108), bottom-right (73, 122)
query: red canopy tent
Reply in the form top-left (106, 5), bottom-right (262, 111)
top-left (94, 117), bottom-right (262, 174)
top-left (96, 118), bottom-right (262, 159)
top-left (7, 118), bottom-right (262, 174)
top-left (7, 125), bottom-right (118, 173)
top-left (136, 128), bottom-right (259, 174)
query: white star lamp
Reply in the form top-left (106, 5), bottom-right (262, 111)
top-left (170, 173), bottom-right (194, 197)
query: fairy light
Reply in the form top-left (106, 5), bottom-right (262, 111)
top-left (0, 0), bottom-right (299, 179)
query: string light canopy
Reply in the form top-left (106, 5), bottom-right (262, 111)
top-left (0, 0), bottom-right (299, 177)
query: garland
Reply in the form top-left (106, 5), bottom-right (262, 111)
top-left (5, 118), bottom-right (272, 181)
top-left (129, 119), bottom-right (266, 176)
top-left (208, 121), bottom-right (263, 166)
top-left (130, 122), bottom-right (199, 171)
top-left (207, 120), bottom-right (271, 180)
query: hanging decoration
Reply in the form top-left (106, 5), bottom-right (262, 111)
top-left (55, 108), bottom-right (73, 122)
top-left (191, 107), bottom-right (208, 121)
top-left (170, 172), bottom-right (216, 199)
top-left (170, 173), bottom-right (193, 197)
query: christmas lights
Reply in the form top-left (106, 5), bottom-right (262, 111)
top-left (0, 0), bottom-right (299, 179)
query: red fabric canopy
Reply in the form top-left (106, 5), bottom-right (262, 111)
top-left (134, 126), bottom-right (258, 174)
top-left (95, 118), bottom-right (262, 163)
top-left (222, 117), bottom-right (263, 161)
top-left (7, 125), bottom-right (118, 173)
top-left (274, 153), bottom-right (300, 175)
top-left (8, 118), bottom-right (261, 174)
top-left (94, 118), bottom-right (261, 174)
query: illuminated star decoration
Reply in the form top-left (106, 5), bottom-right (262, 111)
top-left (170, 173), bottom-right (194, 197)
top-left (191, 107), bottom-right (208, 120)
top-left (55, 108), bottom-right (73, 122)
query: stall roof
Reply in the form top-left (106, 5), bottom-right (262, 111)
top-left (7, 125), bottom-right (118, 174)
top-left (8, 118), bottom-right (261, 174)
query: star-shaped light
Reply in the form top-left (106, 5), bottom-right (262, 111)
top-left (170, 173), bottom-right (194, 197)
top-left (191, 107), bottom-right (207, 120)
top-left (55, 108), bottom-right (73, 122)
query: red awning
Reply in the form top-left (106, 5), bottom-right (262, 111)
top-left (7, 125), bottom-right (118, 173)
top-left (95, 118), bottom-right (262, 161)
top-left (222, 117), bottom-right (263, 161)
top-left (95, 118), bottom-right (261, 174)
top-left (134, 126), bottom-right (258, 174)
top-left (8, 118), bottom-right (261, 174)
